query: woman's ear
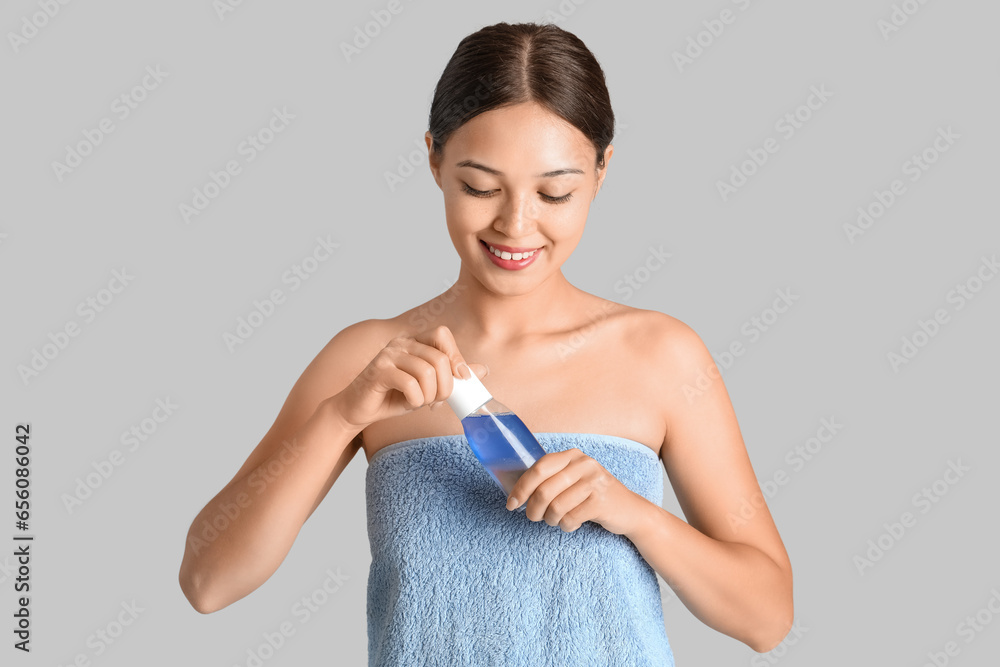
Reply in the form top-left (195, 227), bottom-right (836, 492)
top-left (425, 132), bottom-right (443, 189)
top-left (594, 144), bottom-right (614, 197)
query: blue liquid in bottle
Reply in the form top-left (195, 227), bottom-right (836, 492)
top-left (462, 412), bottom-right (547, 511)
top-left (445, 365), bottom-right (547, 511)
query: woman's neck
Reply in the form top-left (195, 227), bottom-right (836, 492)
top-left (440, 265), bottom-right (583, 345)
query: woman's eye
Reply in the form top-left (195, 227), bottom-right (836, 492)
top-left (462, 183), bottom-right (573, 204)
top-left (541, 192), bottom-right (573, 204)
top-left (462, 183), bottom-right (495, 198)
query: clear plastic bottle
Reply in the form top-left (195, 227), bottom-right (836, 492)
top-left (446, 364), bottom-right (547, 511)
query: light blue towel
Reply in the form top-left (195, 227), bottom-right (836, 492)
top-left (365, 432), bottom-right (675, 666)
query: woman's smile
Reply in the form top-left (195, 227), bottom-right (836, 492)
top-left (479, 238), bottom-right (543, 270)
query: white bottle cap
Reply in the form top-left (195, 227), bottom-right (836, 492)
top-left (446, 365), bottom-right (492, 419)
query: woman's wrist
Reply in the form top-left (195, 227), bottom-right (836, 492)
top-left (622, 493), bottom-right (668, 545)
top-left (318, 394), bottom-right (367, 440)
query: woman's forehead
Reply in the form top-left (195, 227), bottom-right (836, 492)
top-left (444, 103), bottom-right (594, 173)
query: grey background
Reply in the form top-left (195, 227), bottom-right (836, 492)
top-left (2, 0), bottom-right (998, 665)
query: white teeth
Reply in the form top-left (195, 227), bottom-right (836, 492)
top-left (487, 244), bottom-right (536, 260)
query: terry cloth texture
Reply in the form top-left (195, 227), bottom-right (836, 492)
top-left (365, 432), bottom-right (675, 666)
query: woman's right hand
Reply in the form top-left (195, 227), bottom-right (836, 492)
top-left (331, 325), bottom-right (489, 430)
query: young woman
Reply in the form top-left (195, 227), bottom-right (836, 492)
top-left (179, 21), bottom-right (793, 665)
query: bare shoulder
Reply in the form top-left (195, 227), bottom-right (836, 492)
top-left (310, 318), bottom-right (398, 376)
top-left (269, 318), bottom-right (399, 434)
top-left (226, 317), bottom-right (396, 484)
top-left (618, 306), bottom-right (710, 363)
top-left (561, 296), bottom-right (707, 365)
top-left (615, 306), bottom-right (718, 403)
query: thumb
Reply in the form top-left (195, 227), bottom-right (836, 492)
top-left (456, 361), bottom-right (489, 379)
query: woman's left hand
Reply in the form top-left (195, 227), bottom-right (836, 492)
top-left (505, 448), bottom-right (646, 535)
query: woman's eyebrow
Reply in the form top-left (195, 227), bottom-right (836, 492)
top-left (455, 159), bottom-right (584, 178)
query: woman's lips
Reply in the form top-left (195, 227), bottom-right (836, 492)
top-left (480, 239), bottom-right (541, 270)
top-left (483, 240), bottom-right (540, 254)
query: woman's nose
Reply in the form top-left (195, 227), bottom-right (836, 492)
top-left (493, 192), bottom-right (538, 237)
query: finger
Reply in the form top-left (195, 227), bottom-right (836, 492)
top-left (415, 325), bottom-right (487, 388)
top-left (378, 365), bottom-right (426, 409)
top-left (416, 327), bottom-right (491, 402)
top-left (405, 335), bottom-right (464, 403)
top-left (386, 349), bottom-right (451, 407)
top-left (388, 337), bottom-right (456, 404)
top-left (555, 490), bottom-right (600, 533)
top-left (521, 461), bottom-right (583, 522)
top-left (424, 360), bottom-right (489, 410)
top-left (506, 450), bottom-right (577, 509)
top-left (540, 479), bottom-right (594, 528)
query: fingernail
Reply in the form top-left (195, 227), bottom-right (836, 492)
top-left (506, 496), bottom-right (518, 510)
top-left (483, 363), bottom-right (490, 376)
top-left (457, 362), bottom-right (472, 379)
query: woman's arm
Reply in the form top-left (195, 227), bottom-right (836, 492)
top-left (178, 321), bottom-right (490, 614)
top-left (178, 321), bottom-right (374, 614)
top-left (624, 314), bottom-right (794, 652)
top-left (503, 311), bottom-right (793, 650)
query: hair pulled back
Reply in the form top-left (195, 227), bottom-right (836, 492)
top-left (428, 22), bottom-right (615, 170)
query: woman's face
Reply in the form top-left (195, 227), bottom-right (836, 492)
top-left (427, 101), bottom-right (612, 295)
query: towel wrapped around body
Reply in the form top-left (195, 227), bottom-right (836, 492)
top-left (365, 432), bottom-right (675, 666)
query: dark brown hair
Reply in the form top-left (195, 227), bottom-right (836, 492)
top-left (428, 22), bottom-right (615, 170)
